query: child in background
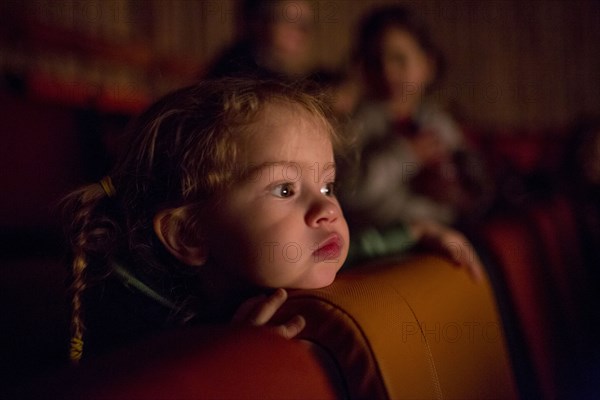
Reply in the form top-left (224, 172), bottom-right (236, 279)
top-left (340, 5), bottom-right (491, 231)
top-left (62, 79), bottom-right (350, 362)
top-left (63, 78), bottom-right (481, 364)
top-left (339, 5), bottom-right (490, 270)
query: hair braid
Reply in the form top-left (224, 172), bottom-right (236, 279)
top-left (63, 183), bottom-right (119, 363)
top-left (69, 250), bottom-right (87, 363)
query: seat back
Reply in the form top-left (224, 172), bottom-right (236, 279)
top-left (275, 255), bottom-right (518, 399)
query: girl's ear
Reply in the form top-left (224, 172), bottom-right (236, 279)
top-left (153, 208), bottom-right (208, 267)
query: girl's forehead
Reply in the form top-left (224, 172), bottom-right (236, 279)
top-left (239, 103), bottom-right (332, 158)
top-left (256, 102), bottom-right (331, 135)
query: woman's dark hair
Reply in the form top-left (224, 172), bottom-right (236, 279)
top-left (353, 5), bottom-right (445, 98)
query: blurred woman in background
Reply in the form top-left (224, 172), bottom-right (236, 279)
top-left (203, 0), bottom-right (315, 81)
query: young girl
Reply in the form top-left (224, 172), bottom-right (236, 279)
top-left (62, 78), bottom-right (350, 362)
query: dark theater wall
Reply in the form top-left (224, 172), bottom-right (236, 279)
top-left (1, 0), bottom-right (599, 128)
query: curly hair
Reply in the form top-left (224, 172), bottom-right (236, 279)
top-left (62, 78), bottom-right (344, 362)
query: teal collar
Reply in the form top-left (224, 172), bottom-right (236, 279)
top-left (112, 263), bottom-right (177, 311)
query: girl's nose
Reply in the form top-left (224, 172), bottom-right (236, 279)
top-left (306, 197), bottom-right (339, 227)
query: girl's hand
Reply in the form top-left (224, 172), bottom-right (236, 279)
top-left (231, 288), bottom-right (306, 339)
top-left (409, 220), bottom-right (484, 282)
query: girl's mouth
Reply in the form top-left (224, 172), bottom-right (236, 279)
top-left (313, 234), bottom-right (343, 262)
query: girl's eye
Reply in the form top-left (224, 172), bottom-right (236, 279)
top-left (271, 183), bottom-right (295, 198)
top-left (320, 182), bottom-right (335, 197)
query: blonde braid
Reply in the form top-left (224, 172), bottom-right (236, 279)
top-left (64, 182), bottom-right (114, 364)
top-left (69, 250), bottom-right (87, 363)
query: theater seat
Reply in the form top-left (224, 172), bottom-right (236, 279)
top-left (276, 254), bottom-right (518, 399)
top-left (13, 255), bottom-right (517, 399)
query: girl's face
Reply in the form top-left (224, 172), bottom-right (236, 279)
top-left (381, 27), bottom-right (434, 105)
top-left (207, 103), bottom-right (349, 290)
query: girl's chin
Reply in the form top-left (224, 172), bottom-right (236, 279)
top-left (296, 269), bottom-right (340, 290)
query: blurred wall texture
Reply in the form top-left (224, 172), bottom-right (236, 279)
top-left (1, 0), bottom-right (599, 128)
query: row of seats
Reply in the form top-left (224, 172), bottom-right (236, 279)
top-left (2, 92), bottom-right (598, 397)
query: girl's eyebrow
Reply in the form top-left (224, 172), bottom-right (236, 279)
top-left (236, 161), bottom-right (295, 182)
top-left (237, 161), bottom-right (336, 182)
top-left (243, 160), bottom-right (292, 174)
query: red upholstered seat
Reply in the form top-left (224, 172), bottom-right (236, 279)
top-left (10, 256), bottom-right (517, 399)
top-left (276, 255), bottom-right (517, 399)
top-left (14, 327), bottom-right (341, 400)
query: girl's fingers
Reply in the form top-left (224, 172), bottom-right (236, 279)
top-left (272, 315), bottom-right (306, 339)
top-left (231, 293), bottom-right (267, 324)
top-left (232, 288), bottom-right (288, 326)
top-left (249, 288), bottom-right (288, 326)
top-left (231, 288), bottom-right (306, 339)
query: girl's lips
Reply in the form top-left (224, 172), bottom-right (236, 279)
top-left (313, 234), bottom-right (343, 262)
